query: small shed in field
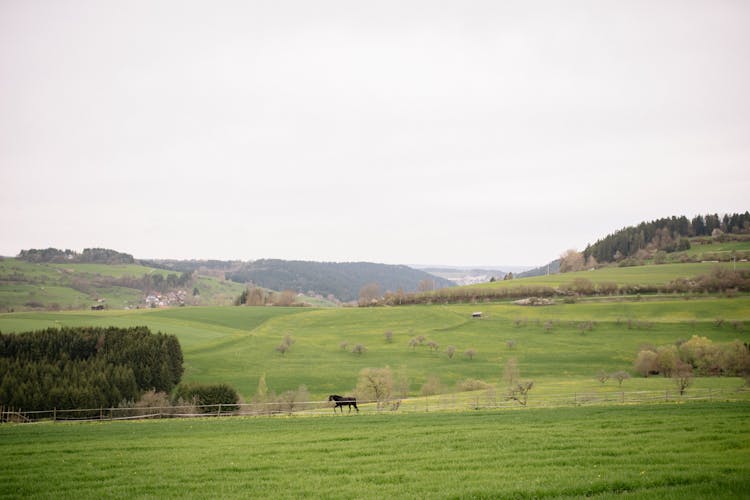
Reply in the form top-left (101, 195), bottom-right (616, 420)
top-left (472, 312), bottom-right (482, 318)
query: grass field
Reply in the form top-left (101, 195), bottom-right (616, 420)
top-left (1, 297), bottom-right (748, 399)
top-left (1, 402), bottom-right (748, 499)
top-left (472, 261), bottom-right (750, 291)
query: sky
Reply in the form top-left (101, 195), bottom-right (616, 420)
top-left (1, 1), bottom-right (748, 268)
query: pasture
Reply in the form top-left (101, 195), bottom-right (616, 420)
top-left (471, 260), bottom-right (750, 291)
top-left (1, 297), bottom-right (748, 399)
top-left (1, 402), bottom-right (748, 498)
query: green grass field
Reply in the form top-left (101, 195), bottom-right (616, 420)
top-left (2, 297), bottom-right (748, 399)
top-left (1, 402), bottom-right (748, 499)
top-left (473, 261), bottom-right (750, 291)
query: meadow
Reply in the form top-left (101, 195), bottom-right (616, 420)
top-left (472, 260), bottom-right (750, 291)
top-left (0, 402), bottom-right (748, 499)
top-left (1, 296), bottom-right (748, 400)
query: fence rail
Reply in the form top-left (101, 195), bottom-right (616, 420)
top-left (1, 387), bottom-right (747, 424)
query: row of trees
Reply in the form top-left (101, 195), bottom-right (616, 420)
top-left (0, 326), bottom-right (183, 411)
top-left (235, 287), bottom-right (300, 307)
top-left (18, 247), bottom-right (136, 264)
top-left (583, 212), bottom-right (750, 263)
top-left (634, 336), bottom-right (750, 379)
top-left (371, 269), bottom-right (750, 306)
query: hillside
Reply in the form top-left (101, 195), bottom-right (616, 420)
top-left (226, 259), bottom-right (454, 302)
top-left (0, 257), bottom-right (246, 312)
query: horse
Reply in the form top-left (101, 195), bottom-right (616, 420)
top-left (328, 395), bottom-right (359, 413)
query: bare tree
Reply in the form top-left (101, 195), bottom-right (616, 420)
top-left (339, 341), bottom-right (349, 351)
top-left (446, 345), bottom-right (456, 359)
top-left (611, 370), bottom-right (631, 387)
top-left (464, 348), bottom-right (477, 360)
top-left (559, 249), bottom-right (585, 273)
top-left (384, 330), bottom-right (393, 343)
top-left (358, 283), bottom-right (382, 306)
top-left (417, 279), bottom-right (435, 292)
top-left (408, 338), bottom-right (419, 351)
top-left (596, 371), bottom-right (609, 384)
top-left (673, 361), bottom-right (693, 395)
top-left (505, 340), bottom-right (517, 350)
top-left (356, 367), bottom-right (394, 410)
top-left (503, 358), bottom-right (520, 386)
top-left (352, 344), bottom-right (367, 355)
top-left (508, 381), bottom-right (534, 406)
top-left (426, 341), bottom-right (439, 352)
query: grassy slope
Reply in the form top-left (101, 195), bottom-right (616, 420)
top-left (1, 402), bottom-right (748, 499)
top-left (472, 261), bottom-right (750, 290)
top-left (2, 297), bottom-right (748, 399)
top-left (0, 258), bottom-right (247, 310)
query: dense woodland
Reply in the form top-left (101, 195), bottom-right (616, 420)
top-left (0, 327), bottom-right (183, 411)
top-left (584, 212), bottom-right (750, 263)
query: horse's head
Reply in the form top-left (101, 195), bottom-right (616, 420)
top-left (328, 395), bottom-right (337, 401)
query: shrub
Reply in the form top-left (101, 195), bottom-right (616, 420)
top-left (174, 383), bottom-right (239, 413)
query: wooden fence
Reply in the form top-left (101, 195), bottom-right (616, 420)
top-left (2, 387), bottom-right (747, 424)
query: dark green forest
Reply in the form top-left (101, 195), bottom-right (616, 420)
top-left (584, 212), bottom-right (750, 263)
top-left (18, 248), bottom-right (136, 264)
top-left (0, 327), bottom-right (183, 412)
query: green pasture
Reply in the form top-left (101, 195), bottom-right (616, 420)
top-left (1, 402), bottom-right (748, 499)
top-left (474, 261), bottom-right (750, 291)
top-left (682, 239), bottom-right (750, 257)
top-left (1, 297), bottom-right (748, 399)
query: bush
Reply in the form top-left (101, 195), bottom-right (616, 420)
top-left (174, 383), bottom-right (239, 413)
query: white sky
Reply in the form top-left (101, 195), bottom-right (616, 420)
top-left (1, 1), bottom-right (748, 267)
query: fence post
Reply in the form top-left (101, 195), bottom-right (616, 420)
top-left (218, 403), bottom-right (222, 416)
top-left (665, 390), bottom-right (669, 402)
top-left (53, 407), bottom-right (57, 422)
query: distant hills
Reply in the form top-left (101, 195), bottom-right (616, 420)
top-left (226, 259), bottom-right (454, 302)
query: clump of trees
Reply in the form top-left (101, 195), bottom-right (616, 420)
top-left (236, 287), bottom-right (302, 307)
top-left (174, 382), bottom-right (240, 412)
top-left (0, 326), bottom-right (183, 411)
top-left (583, 212), bottom-right (750, 264)
top-left (634, 336), bottom-right (750, 380)
top-left (18, 247), bottom-right (135, 264)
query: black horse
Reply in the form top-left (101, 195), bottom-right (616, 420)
top-left (328, 395), bottom-right (359, 413)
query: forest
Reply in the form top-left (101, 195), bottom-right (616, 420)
top-left (0, 326), bottom-right (183, 411)
top-left (583, 212), bottom-right (750, 263)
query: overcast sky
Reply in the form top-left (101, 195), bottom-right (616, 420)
top-left (1, 1), bottom-right (748, 267)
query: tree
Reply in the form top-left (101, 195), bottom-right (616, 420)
top-left (417, 279), bottom-right (435, 292)
top-left (503, 358), bottom-right (520, 387)
top-left (634, 349), bottom-right (658, 377)
top-left (508, 381), bottom-right (534, 406)
top-left (446, 345), bottom-right (456, 359)
top-left (355, 367), bottom-right (393, 409)
top-left (384, 330), bottom-right (393, 343)
top-left (358, 283), bottom-right (382, 306)
top-left (352, 344), bottom-right (367, 355)
top-left (255, 372), bottom-right (268, 401)
top-left (559, 249), bottom-right (585, 273)
top-left (611, 370), bottom-right (630, 387)
top-left (673, 361), bottom-right (693, 395)
top-left (464, 348), bottom-right (477, 360)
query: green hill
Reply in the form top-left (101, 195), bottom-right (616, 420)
top-left (2, 296), bottom-right (748, 400)
top-left (0, 257), bottom-right (246, 312)
top-left (226, 259), bottom-right (454, 302)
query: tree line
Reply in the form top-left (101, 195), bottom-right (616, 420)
top-left (18, 247), bottom-right (136, 265)
top-left (583, 212), bottom-right (750, 263)
top-left (0, 326), bottom-right (183, 412)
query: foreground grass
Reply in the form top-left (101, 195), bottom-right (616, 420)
top-left (1, 402), bottom-right (748, 499)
